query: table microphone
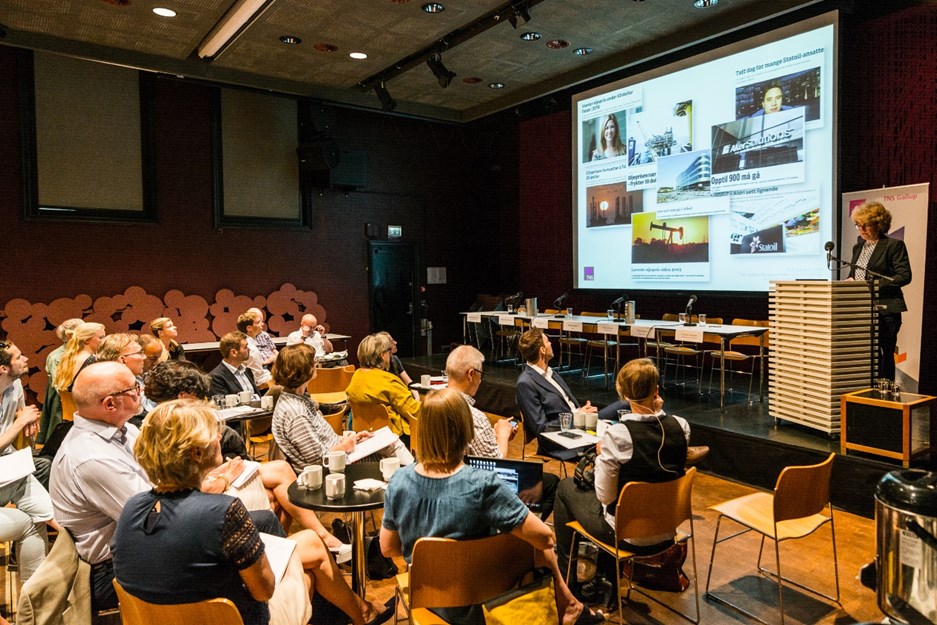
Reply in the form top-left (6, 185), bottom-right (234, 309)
top-left (825, 241), bottom-right (835, 270)
top-left (685, 295), bottom-right (697, 324)
top-left (553, 292), bottom-right (568, 308)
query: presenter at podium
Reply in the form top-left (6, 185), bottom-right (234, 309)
top-left (847, 202), bottom-right (911, 381)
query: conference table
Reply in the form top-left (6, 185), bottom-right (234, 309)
top-left (183, 333), bottom-right (352, 353)
top-left (461, 311), bottom-right (768, 411)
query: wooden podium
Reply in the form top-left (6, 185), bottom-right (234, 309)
top-left (769, 280), bottom-right (877, 435)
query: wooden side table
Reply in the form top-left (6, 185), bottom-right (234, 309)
top-left (840, 389), bottom-right (935, 467)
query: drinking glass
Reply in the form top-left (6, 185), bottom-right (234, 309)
top-left (698, 314), bottom-right (707, 326)
top-left (559, 412), bottom-right (573, 431)
top-left (678, 312), bottom-right (688, 324)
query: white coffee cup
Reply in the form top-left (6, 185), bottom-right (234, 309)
top-left (585, 412), bottom-right (598, 431)
top-left (224, 394), bottom-right (239, 408)
top-left (420, 374), bottom-right (431, 386)
top-left (325, 473), bottom-right (346, 500)
top-left (573, 411), bottom-right (586, 428)
top-left (380, 457), bottom-right (401, 481)
top-left (238, 390), bottom-right (252, 405)
top-left (300, 465), bottom-right (323, 490)
top-left (261, 395), bottom-right (274, 410)
top-left (323, 451), bottom-right (347, 473)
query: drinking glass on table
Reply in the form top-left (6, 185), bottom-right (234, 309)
top-left (559, 412), bottom-right (573, 431)
top-left (698, 314), bottom-right (707, 326)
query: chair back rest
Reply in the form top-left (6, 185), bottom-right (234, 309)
top-left (615, 467), bottom-right (697, 540)
top-left (581, 311), bottom-right (607, 317)
top-left (662, 313), bottom-right (680, 322)
top-left (59, 389), bottom-right (77, 421)
top-left (308, 366), bottom-right (353, 394)
top-left (728, 319), bottom-right (770, 348)
top-left (113, 579), bottom-right (244, 625)
top-left (772, 452), bottom-right (834, 523)
top-left (247, 415), bottom-right (272, 438)
top-left (349, 401), bottom-right (393, 432)
top-left (322, 404), bottom-right (349, 435)
top-left (409, 534), bottom-right (535, 609)
top-left (517, 409), bottom-right (536, 445)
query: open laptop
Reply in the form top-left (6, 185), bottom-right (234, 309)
top-left (465, 456), bottom-right (544, 512)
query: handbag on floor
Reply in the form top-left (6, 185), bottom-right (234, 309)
top-left (620, 541), bottom-right (690, 593)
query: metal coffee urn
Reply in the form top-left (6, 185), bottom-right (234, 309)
top-left (874, 469), bottom-right (937, 624)
top-left (525, 297), bottom-right (538, 316)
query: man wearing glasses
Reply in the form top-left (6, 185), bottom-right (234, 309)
top-left (0, 341), bottom-right (56, 582)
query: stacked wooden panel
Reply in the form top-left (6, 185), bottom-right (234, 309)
top-left (769, 280), bottom-right (877, 434)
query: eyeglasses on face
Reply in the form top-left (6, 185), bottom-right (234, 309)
top-left (854, 223), bottom-right (870, 230)
top-left (107, 381), bottom-right (142, 398)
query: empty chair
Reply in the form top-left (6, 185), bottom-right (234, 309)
top-left (662, 317), bottom-right (722, 395)
top-left (564, 467), bottom-right (699, 624)
top-left (705, 453), bottom-right (840, 625)
top-left (707, 319), bottom-right (769, 403)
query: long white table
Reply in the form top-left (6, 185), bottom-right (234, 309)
top-left (460, 312), bottom-right (767, 411)
top-left (183, 333), bottom-right (351, 354)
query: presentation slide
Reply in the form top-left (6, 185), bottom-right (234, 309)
top-left (572, 13), bottom-right (837, 293)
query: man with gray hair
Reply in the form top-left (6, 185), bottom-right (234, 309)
top-left (446, 344), bottom-right (557, 520)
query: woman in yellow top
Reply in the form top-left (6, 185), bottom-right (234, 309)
top-left (346, 333), bottom-right (420, 446)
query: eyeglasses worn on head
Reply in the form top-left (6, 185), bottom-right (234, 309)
top-left (108, 381), bottom-right (142, 398)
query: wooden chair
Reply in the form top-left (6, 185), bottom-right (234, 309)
top-left (395, 533), bottom-right (536, 625)
top-left (662, 317), bottom-right (722, 395)
top-left (322, 404), bottom-right (349, 435)
top-left (246, 416), bottom-right (273, 461)
top-left (564, 467), bottom-right (699, 625)
top-left (707, 319), bottom-right (769, 403)
top-left (59, 389), bottom-right (77, 421)
top-left (113, 579), bottom-right (244, 625)
top-left (307, 364), bottom-right (355, 394)
top-left (348, 401), bottom-right (394, 432)
top-left (705, 453), bottom-right (840, 625)
top-left (581, 312), bottom-right (639, 389)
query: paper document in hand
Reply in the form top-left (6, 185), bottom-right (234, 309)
top-left (259, 533), bottom-right (297, 585)
top-left (230, 460), bottom-right (261, 489)
top-left (0, 448), bottom-right (37, 488)
top-left (348, 426), bottom-right (398, 463)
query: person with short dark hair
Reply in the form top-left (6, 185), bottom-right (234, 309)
top-left (209, 331), bottom-right (260, 397)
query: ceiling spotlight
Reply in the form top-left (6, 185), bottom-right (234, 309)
top-left (694, 0), bottom-right (717, 6)
top-left (152, 7), bottom-right (177, 17)
top-left (279, 35), bottom-right (301, 44)
top-left (422, 2), bottom-right (445, 12)
top-left (426, 54), bottom-right (456, 88)
top-left (508, 4), bottom-right (531, 29)
top-left (375, 82), bottom-right (397, 111)
top-left (520, 32), bottom-right (541, 41)
top-left (574, 47), bottom-right (594, 56)
top-left (350, 51), bottom-right (368, 59)
top-left (488, 82), bottom-right (505, 89)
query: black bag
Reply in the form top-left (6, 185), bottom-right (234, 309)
top-left (331, 519), bottom-right (399, 580)
top-left (621, 541), bottom-right (690, 592)
top-left (574, 450), bottom-right (597, 490)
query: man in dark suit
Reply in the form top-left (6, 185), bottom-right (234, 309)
top-left (209, 331), bottom-right (260, 397)
top-left (515, 328), bottom-right (598, 442)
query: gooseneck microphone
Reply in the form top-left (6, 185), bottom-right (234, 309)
top-left (685, 294), bottom-right (697, 317)
top-left (825, 240), bottom-right (835, 270)
top-left (553, 292), bottom-right (568, 308)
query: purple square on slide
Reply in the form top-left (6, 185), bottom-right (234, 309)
top-left (584, 267), bottom-right (595, 281)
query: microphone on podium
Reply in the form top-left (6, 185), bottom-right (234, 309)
top-left (825, 241), bottom-right (835, 270)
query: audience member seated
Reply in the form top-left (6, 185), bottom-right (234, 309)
top-left (514, 328), bottom-right (598, 439)
top-left (286, 314), bottom-right (333, 357)
top-left (210, 331), bottom-right (261, 398)
top-left (52, 321), bottom-right (105, 393)
top-left (247, 307), bottom-right (278, 366)
top-left (271, 345), bottom-right (412, 471)
top-left (553, 358), bottom-right (689, 599)
top-left (38, 317), bottom-right (82, 443)
top-left (0, 341), bottom-right (54, 580)
top-left (145, 359), bottom-right (351, 558)
top-left (150, 316), bottom-right (186, 362)
top-left (95, 333), bottom-right (153, 424)
top-left (138, 333), bottom-right (164, 373)
top-left (111, 399), bottom-right (393, 625)
top-left (346, 333), bottom-right (420, 447)
top-left (238, 312), bottom-right (273, 387)
top-left (379, 388), bottom-right (603, 625)
top-left (377, 332), bottom-right (412, 387)
top-left (445, 345), bottom-right (558, 520)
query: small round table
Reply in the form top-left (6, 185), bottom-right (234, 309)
top-left (287, 463), bottom-right (385, 598)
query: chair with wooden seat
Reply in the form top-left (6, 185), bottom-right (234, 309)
top-left (59, 389), bottom-right (77, 421)
top-left (113, 579), bottom-right (244, 625)
top-left (564, 467), bottom-right (699, 625)
top-left (517, 410), bottom-right (571, 477)
top-left (661, 317), bottom-right (722, 395)
top-left (307, 364), bottom-right (355, 394)
top-left (706, 319), bottom-right (769, 404)
top-left (246, 415), bottom-right (274, 461)
top-left (395, 533), bottom-right (536, 625)
top-left (581, 312), bottom-right (639, 389)
top-left (322, 403), bottom-right (350, 435)
top-left (705, 453), bottom-right (840, 625)
top-left (348, 400), bottom-right (394, 432)
top-left (645, 313), bottom-right (680, 366)
top-left (557, 309), bottom-right (587, 371)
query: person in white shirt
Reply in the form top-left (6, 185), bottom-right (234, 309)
top-left (209, 332), bottom-right (260, 397)
top-left (286, 314), bottom-right (333, 357)
top-left (236, 314), bottom-right (272, 388)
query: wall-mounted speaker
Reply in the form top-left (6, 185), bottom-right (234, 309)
top-left (297, 140), bottom-right (339, 171)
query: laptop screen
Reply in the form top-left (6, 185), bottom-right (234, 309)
top-left (465, 456), bottom-right (544, 511)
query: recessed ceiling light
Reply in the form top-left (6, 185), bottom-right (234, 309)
top-left (314, 43), bottom-right (338, 52)
top-left (546, 40), bottom-right (570, 49)
top-left (520, 32), bottom-right (541, 41)
top-left (422, 2), bottom-right (445, 12)
top-left (574, 47), bottom-right (594, 56)
top-left (462, 77), bottom-right (482, 84)
top-left (349, 52), bottom-right (368, 60)
top-left (488, 82), bottom-right (505, 89)
top-left (279, 35), bottom-right (301, 45)
top-left (152, 7), bottom-right (176, 17)
top-left (694, 0), bottom-right (717, 6)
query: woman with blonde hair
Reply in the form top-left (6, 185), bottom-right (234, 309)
top-left (150, 316), bottom-right (186, 362)
top-left (111, 399), bottom-right (393, 625)
top-left (590, 113), bottom-right (626, 161)
top-left (38, 317), bottom-right (83, 442)
top-left (52, 322), bottom-right (105, 392)
top-left (380, 388), bottom-right (602, 625)
top-left (345, 333), bottom-right (420, 446)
